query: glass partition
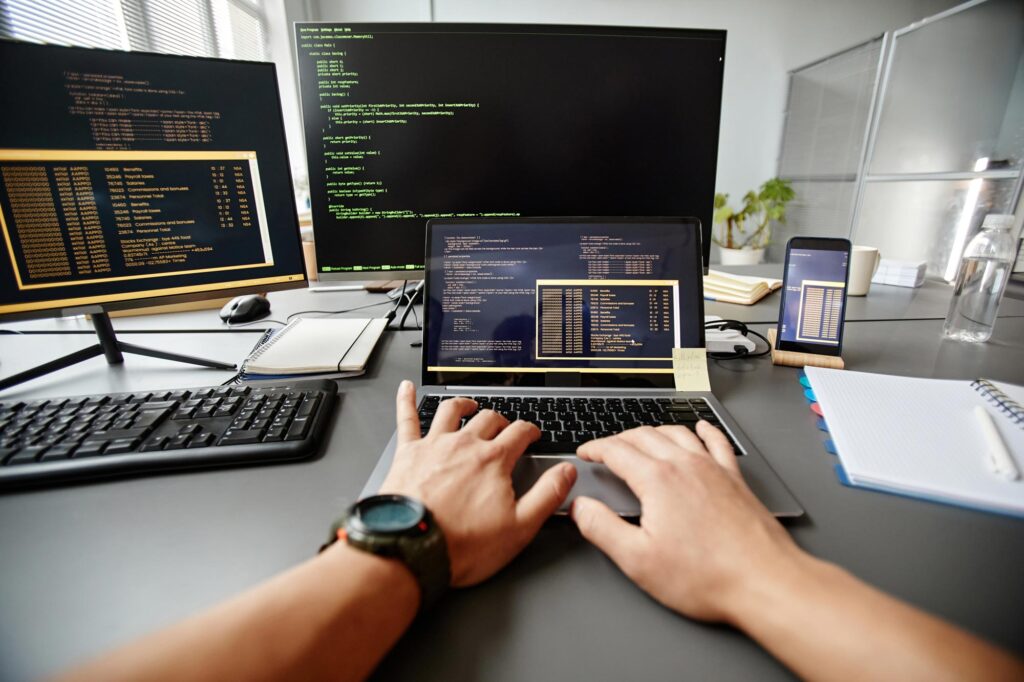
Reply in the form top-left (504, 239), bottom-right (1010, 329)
top-left (778, 0), bottom-right (1024, 279)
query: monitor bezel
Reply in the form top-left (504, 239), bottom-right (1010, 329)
top-left (0, 40), bottom-right (309, 324)
top-left (295, 22), bottom-right (725, 281)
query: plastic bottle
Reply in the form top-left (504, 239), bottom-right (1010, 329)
top-left (942, 213), bottom-right (1017, 342)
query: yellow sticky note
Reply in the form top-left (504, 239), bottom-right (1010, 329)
top-left (672, 347), bottom-right (711, 392)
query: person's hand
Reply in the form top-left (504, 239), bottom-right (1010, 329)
top-left (571, 422), bottom-right (805, 623)
top-left (379, 380), bottom-right (577, 587)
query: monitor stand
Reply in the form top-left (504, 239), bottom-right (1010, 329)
top-left (0, 312), bottom-right (236, 392)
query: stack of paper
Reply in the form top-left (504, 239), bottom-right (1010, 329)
top-left (703, 270), bottom-right (782, 305)
top-left (871, 259), bottom-right (926, 288)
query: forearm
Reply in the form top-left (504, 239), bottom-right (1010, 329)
top-left (60, 543), bottom-right (419, 682)
top-left (728, 552), bottom-right (1024, 682)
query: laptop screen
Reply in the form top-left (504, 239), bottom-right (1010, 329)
top-left (422, 218), bottom-right (704, 388)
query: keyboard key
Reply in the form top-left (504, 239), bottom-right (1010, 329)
top-left (263, 426), bottom-right (287, 442)
top-left (285, 417), bottom-right (312, 441)
top-left (140, 437), bottom-right (169, 452)
top-left (187, 433), bottom-right (215, 448)
top-left (134, 407), bottom-right (173, 428)
top-left (8, 447), bottom-right (46, 464)
top-left (74, 441), bottom-right (107, 458)
top-left (106, 438), bottom-right (141, 454)
top-left (91, 427), bottom-right (151, 441)
top-left (40, 444), bottom-right (75, 461)
top-left (219, 429), bottom-right (265, 446)
top-left (162, 434), bottom-right (189, 450)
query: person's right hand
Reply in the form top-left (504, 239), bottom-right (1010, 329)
top-left (571, 422), bottom-right (807, 623)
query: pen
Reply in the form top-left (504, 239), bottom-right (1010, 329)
top-left (973, 405), bottom-right (1020, 481)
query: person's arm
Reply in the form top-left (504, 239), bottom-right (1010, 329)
top-left (570, 422), bottom-right (1024, 682)
top-left (60, 381), bottom-right (576, 682)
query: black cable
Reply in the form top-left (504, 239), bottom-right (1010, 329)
top-left (383, 280), bottom-right (408, 326)
top-left (704, 319), bottom-right (772, 360)
top-left (284, 299), bottom-right (392, 323)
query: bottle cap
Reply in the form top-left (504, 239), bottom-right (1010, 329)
top-left (981, 213), bottom-right (1015, 230)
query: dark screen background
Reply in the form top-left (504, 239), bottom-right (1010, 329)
top-left (296, 24), bottom-right (725, 275)
top-left (0, 40), bottom-right (305, 320)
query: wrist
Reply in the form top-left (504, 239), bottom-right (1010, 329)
top-left (718, 544), bottom-right (825, 631)
top-left (321, 542), bottom-right (422, 612)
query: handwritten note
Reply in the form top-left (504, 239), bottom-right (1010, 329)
top-left (673, 347), bottom-right (711, 392)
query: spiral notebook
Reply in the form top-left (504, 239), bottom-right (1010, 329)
top-left (804, 367), bottom-right (1024, 517)
top-left (243, 317), bottom-right (387, 377)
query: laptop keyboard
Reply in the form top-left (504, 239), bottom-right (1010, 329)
top-left (417, 395), bottom-right (744, 454)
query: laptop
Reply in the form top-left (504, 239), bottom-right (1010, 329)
top-left (362, 217), bottom-right (803, 517)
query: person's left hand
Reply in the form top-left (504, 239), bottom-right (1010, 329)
top-left (379, 380), bottom-right (577, 586)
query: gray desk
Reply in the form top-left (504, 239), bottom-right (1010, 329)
top-left (6, 267), bottom-right (1024, 334)
top-left (0, 286), bottom-right (397, 334)
top-left (704, 265), bottom-right (1024, 323)
top-left (1, 319), bottom-right (1023, 680)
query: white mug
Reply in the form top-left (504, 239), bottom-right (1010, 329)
top-left (848, 245), bottom-right (881, 296)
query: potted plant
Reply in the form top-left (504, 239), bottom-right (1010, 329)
top-left (713, 178), bottom-right (795, 265)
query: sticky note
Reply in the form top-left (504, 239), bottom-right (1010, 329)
top-left (804, 388), bottom-right (817, 402)
top-left (673, 347), bottom-right (711, 392)
top-left (799, 375), bottom-right (812, 389)
top-left (823, 439), bottom-right (837, 455)
top-left (810, 402), bottom-right (824, 416)
top-left (816, 417), bottom-right (829, 432)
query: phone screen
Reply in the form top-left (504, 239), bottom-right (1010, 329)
top-left (778, 242), bottom-right (850, 353)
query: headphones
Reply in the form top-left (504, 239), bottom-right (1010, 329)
top-left (704, 319), bottom-right (772, 360)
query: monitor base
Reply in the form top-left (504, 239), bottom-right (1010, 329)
top-left (0, 313), bottom-right (236, 392)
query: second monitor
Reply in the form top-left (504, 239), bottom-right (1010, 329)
top-left (295, 23), bottom-right (726, 280)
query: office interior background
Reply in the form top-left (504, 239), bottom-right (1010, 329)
top-left (5, 0), bottom-right (1021, 280)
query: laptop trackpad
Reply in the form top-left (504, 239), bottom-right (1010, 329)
top-left (512, 456), bottom-right (641, 518)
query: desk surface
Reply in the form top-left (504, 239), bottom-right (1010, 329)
top-left (6, 266), bottom-right (1024, 334)
top-left (1, 319), bottom-right (1023, 680)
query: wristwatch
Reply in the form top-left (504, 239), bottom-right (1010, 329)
top-left (320, 494), bottom-right (451, 611)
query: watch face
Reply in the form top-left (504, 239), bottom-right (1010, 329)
top-left (355, 495), bottom-right (424, 533)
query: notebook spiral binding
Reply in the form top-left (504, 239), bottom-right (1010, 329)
top-left (222, 328), bottom-right (280, 385)
top-left (971, 378), bottom-right (1024, 427)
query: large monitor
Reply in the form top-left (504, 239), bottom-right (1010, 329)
top-left (0, 40), bottom-right (306, 389)
top-left (295, 23), bottom-right (726, 280)
top-left (0, 40), bottom-right (306, 322)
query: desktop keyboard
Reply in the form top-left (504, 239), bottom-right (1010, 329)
top-left (0, 379), bottom-right (337, 491)
top-left (417, 395), bottom-right (744, 454)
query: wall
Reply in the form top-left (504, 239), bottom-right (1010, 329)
top-left (280, 0), bottom-right (961, 203)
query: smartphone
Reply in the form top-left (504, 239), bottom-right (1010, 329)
top-left (776, 237), bottom-right (852, 356)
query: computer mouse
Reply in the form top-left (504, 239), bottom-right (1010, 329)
top-left (220, 294), bottom-right (271, 324)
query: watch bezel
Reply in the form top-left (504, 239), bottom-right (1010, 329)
top-left (347, 494), bottom-right (427, 536)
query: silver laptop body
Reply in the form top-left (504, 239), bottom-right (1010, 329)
top-left (363, 218), bottom-right (802, 517)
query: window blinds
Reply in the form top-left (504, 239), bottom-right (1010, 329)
top-left (1, 0), bottom-right (267, 61)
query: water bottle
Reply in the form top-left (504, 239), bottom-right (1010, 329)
top-left (943, 213), bottom-right (1017, 342)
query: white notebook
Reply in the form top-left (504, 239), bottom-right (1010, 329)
top-left (244, 317), bottom-right (387, 375)
top-left (805, 367), bottom-right (1024, 517)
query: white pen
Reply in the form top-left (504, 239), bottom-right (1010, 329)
top-left (974, 406), bottom-right (1020, 481)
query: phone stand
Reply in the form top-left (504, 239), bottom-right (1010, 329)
top-left (766, 328), bottom-right (845, 370)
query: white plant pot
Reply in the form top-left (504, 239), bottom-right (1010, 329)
top-left (718, 246), bottom-right (766, 266)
